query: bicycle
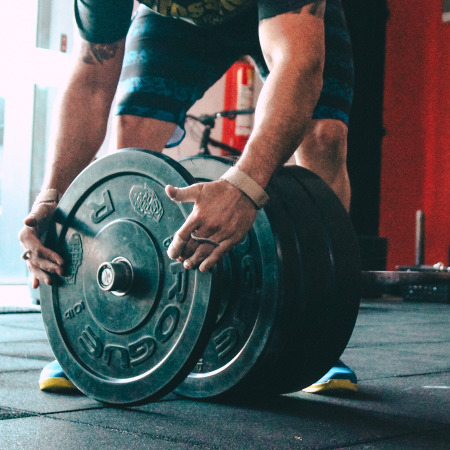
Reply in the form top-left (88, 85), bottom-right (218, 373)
top-left (185, 108), bottom-right (254, 157)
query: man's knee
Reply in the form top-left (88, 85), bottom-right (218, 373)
top-left (296, 119), bottom-right (351, 210)
top-left (299, 119), bottom-right (348, 169)
top-left (116, 114), bottom-right (177, 151)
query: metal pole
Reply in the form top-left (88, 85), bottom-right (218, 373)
top-left (415, 210), bottom-right (425, 266)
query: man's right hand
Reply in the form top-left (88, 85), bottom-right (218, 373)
top-left (18, 199), bottom-right (64, 289)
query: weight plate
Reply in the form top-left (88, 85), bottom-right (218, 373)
top-left (232, 174), bottom-right (310, 395)
top-left (176, 157), bottom-right (360, 398)
top-left (265, 167), bottom-right (359, 393)
top-left (175, 155), bottom-right (288, 398)
top-left (287, 166), bottom-right (361, 356)
top-left (40, 149), bottom-right (215, 405)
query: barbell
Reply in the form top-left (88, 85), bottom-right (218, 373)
top-left (40, 149), bottom-right (361, 405)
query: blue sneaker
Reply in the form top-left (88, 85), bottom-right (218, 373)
top-left (302, 360), bottom-right (358, 394)
top-left (39, 360), bottom-right (79, 392)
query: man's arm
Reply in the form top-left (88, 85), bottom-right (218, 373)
top-left (43, 38), bottom-right (126, 193)
top-left (167, 1), bottom-right (325, 271)
top-left (19, 37), bottom-right (125, 287)
top-left (236, 1), bottom-right (325, 186)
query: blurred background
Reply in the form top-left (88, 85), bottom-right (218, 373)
top-left (0, 1), bottom-right (448, 304)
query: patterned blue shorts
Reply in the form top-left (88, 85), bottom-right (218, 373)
top-left (116, 0), bottom-right (354, 147)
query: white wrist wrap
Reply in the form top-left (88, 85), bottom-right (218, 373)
top-left (34, 189), bottom-right (60, 205)
top-left (220, 166), bottom-right (269, 210)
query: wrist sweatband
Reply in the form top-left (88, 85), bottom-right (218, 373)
top-left (34, 189), bottom-right (60, 206)
top-left (220, 166), bottom-right (269, 210)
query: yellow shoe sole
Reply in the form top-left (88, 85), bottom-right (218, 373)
top-left (39, 377), bottom-right (78, 392)
top-left (302, 379), bottom-right (358, 394)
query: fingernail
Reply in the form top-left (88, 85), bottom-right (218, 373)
top-left (200, 263), bottom-right (212, 273)
top-left (183, 261), bottom-right (192, 270)
top-left (165, 185), bottom-right (175, 199)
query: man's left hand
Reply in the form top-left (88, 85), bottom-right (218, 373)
top-left (166, 180), bottom-right (257, 272)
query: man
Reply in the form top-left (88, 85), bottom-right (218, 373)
top-left (19, 0), bottom-right (357, 394)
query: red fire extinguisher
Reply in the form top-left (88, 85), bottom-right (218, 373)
top-left (222, 60), bottom-right (255, 153)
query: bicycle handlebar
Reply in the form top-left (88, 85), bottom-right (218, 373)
top-left (215, 108), bottom-right (255, 119)
top-left (185, 108), bottom-right (255, 156)
top-left (186, 108), bottom-right (255, 126)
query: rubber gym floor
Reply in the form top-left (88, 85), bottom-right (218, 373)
top-left (0, 289), bottom-right (449, 449)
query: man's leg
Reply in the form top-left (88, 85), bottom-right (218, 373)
top-left (115, 115), bottom-right (178, 151)
top-left (295, 118), bottom-right (351, 212)
top-left (294, 0), bottom-right (357, 395)
top-left (295, 119), bottom-right (358, 395)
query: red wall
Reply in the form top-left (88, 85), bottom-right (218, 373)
top-left (380, 1), bottom-right (450, 268)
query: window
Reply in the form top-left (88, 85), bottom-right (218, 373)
top-left (0, 0), bottom-right (116, 286)
top-left (0, 97), bottom-right (5, 216)
top-left (0, 1), bottom-right (73, 284)
top-left (30, 86), bottom-right (59, 207)
top-left (444, 0), bottom-right (450, 22)
top-left (36, 0), bottom-right (74, 53)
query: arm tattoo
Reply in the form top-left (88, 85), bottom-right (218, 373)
top-left (307, 0), bottom-right (326, 17)
top-left (288, 0), bottom-right (326, 18)
top-left (82, 42), bottom-right (119, 65)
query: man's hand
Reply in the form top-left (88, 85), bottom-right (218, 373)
top-left (166, 180), bottom-right (257, 272)
top-left (18, 201), bottom-right (64, 288)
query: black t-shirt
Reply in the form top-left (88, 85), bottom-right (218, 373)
top-left (75, 0), bottom-right (316, 43)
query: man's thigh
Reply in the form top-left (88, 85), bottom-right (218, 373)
top-left (251, 0), bottom-right (354, 126)
top-left (115, 5), bottom-right (260, 148)
top-left (313, 0), bottom-right (354, 126)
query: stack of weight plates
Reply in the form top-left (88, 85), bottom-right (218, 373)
top-left (40, 149), bottom-right (360, 405)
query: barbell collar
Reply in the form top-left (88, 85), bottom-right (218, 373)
top-left (97, 257), bottom-right (134, 295)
